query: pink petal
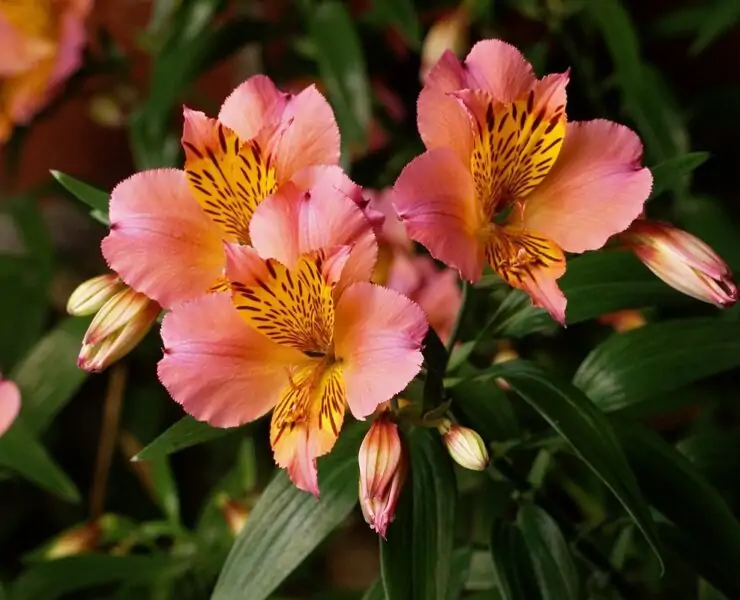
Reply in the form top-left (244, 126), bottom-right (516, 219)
top-left (417, 51), bottom-right (474, 163)
top-left (463, 39), bottom-right (536, 102)
top-left (158, 293), bottom-right (304, 428)
top-left (334, 282), bottom-right (427, 419)
top-left (276, 428), bottom-right (320, 496)
top-left (521, 120), bottom-right (652, 253)
top-left (521, 269), bottom-right (568, 325)
top-left (268, 85), bottom-right (341, 183)
top-left (223, 243), bottom-right (273, 286)
top-left (249, 170), bottom-right (378, 290)
top-left (366, 188), bottom-right (412, 251)
top-left (0, 378), bottom-right (21, 437)
top-left (102, 169), bottom-right (225, 309)
top-left (393, 148), bottom-right (484, 282)
top-left (47, 0), bottom-right (91, 90)
top-left (218, 75), bottom-right (289, 142)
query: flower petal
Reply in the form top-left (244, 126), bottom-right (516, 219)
top-left (218, 74), bottom-right (289, 142)
top-left (417, 50), bottom-right (473, 164)
top-left (393, 148), bottom-right (484, 282)
top-left (520, 120), bottom-right (652, 253)
top-left (270, 363), bottom-right (346, 495)
top-left (268, 85), bottom-right (341, 183)
top-left (48, 0), bottom-right (91, 90)
top-left (334, 282), bottom-right (427, 419)
top-left (0, 14), bottom-right (52, 76)
top-left (521, 269), bottom-right (567, 325)
top-left (158, 293), bottom-right (303, 428)
top-left (366, 188), bottom-right (412, 251)
top-left (182, 108), bottom-right (278, 245)
top-left (250, 168), bottom-right (378, 290)
top-left (102, 169), bottom-right (225, 309)
top-left (463, 39), bottom-right (536, 102)
top-left (0, 378), bottom-right (21, 437)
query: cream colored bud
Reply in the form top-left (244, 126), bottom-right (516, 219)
top-left (420, 6), bottom-right (470, 83)
top-left (66, 274), bottom-right (123, 316)
top-left (438, 420), bottom-right (489, 471)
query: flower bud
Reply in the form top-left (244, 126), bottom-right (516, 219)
top-left (622, 220), bottom-right (738, 307)
top-left (598, 309), bottom-right (646, 333)
top-left (0, 375), bottom-right (21, 438)
top-left (420, 6), bottom-right (469, 83)
top-left (45, 522), bottom-right (100, 559)
top-left (438, 419), bottom-right (489, 471)
top-left (358, 417), bottom-right (407, 539)
top-left (217, 494), bottom-right (250, 536)
top-left (66, 274), bottom-right (123, 316)
top-left (78, 287), bottom-right (160, 372)
top-left (493, 342), bottom-right (518, 390)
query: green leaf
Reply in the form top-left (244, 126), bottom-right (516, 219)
top-left (362, 580), bottom-right (386, 600)
top-left (517, 504), bottom-right (579, 600)
top-left (460, 360), bottom-right (663, 571)
top-left (50, 170), bottom-right (110, 225)
top-left (649, 152), bottom-right (710, 198)
top-left (211, 422), bottom-right (366, 600)
top-left (148, 455), bottom-right (180, 523)
top-left (573, 318), bottom-right (740, 412)
top-left (451, 376), bottom-right (520, 442)
top-left (0, 419), bottom-right (79, 502)
top-left (368, 0), bottom-right (422, 48)
top-left (134, 416), bottom-right (234, 461)
top-left (691, 0), bottom-right (740, 54)
top-left (615, 422), bottom-right (740, 596)
top-left (10, 555), bottom-right (188, 600)
top-left (309, 1), bottom-right (372, 154)
top-left (422, 327), bottom-right (448, 412)
top-left (381, 428), bottom-right (457, 600)
top-left (10, 317), bottom-right (90, 435)
top-left (485, 251), bottom-right (686, 339)
top-left (489, 519), bottom-right (540, 600)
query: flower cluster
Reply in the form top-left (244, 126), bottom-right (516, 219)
top-left (67, 38), bottom-right (737, 537)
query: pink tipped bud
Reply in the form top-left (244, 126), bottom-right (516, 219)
top-left (78, 287), bottom-right (160, 372)
top-left (358, 417), bottom-right (407, 539)
top-left (438, 419), bottom-right (489, 471)
top-left (217, 495), bottom-right (250, 536)
top-left (0, 375), bottom-right (21, 438)
top-left (420, 6), bottom-right (469, 83)
top-left (622, 220), bottom-right (738, 307)
top-left (66, 274), bottom-right (123, 316)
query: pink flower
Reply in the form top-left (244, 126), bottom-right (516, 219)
top-left (157, 172), bottom-right (428, 496)
top-left (0, 0), bottom-right (91, 142)
top-left (358, 416), bottom-right (406, 538)
top-left (393, 40), bottom-right (653, 324)
top-left (386, 253), bottom-right (461, 345)
top-left (0, 374), bottom-right (21, 438)
top-left (102, 75), bottom-right (349, 310)
top-left (621, 220), bottom-right (738, 307)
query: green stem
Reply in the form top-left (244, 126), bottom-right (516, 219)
top-left (446, 280), bottom-right (470, 355)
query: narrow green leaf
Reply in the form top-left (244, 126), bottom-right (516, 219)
top-left (212, 422), bottom-right (366, 600)
top-left (0, 419), bottom-right (79, 502)
top-left (489, 519), bottom-right (540, 600)
top-left (691, 0), bottom-right (740, 54)
top-left (11, 555), bottom-right (187, 600)
top-left (309, 1), bottom-right (372, 152)
top-left (451, 377), bottom-right (519, 442)
top-left (368, 0), bottom-right (422, 48)
top-left (50, 170), bottom-right (110, 225)
top-left (149, 455), bottom-right (180, 523)
top-left (517, 504), bottom-right (579, 600)
top-left (574, 319), bottom-right (740, 412)
top-left (10, 317), bottom-right (90, 435)
top-left (649, 152), bottom-right (710, 198)
top-left (134, 416), bottom-right (234, 461)
top-left (362, 580), bottom-right (385, 600)
top-left (446, 547), bottom-right (473, 600)
top-left (616, 422), bottom-right (740, 596)
top-left (463, 361), bottom-right (663, 571)
top-left (381, 428), bottom-right (457, 600)
top-left (422, 327), bottom-right (448, 412)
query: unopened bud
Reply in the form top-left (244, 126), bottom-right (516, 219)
top-left (358, 417), bottom-right (407, 539)
top-left (0, 375), bottom-right (21, 438)
top-left (622, 220), bottom-right (738, 307)
top-left (78, 287), bottom-right (160, 372)
top-left (493, 343), bottom-right (519, 390)
top-left (217, 495), bottom-right (250, 536)
top-left (89, 94), bottom-right (125, 128)
top-left (66, 274), bottom-right (123, 316)
top-left (45, 522), bottom-right (100, 559)
top-left (598, 309), bottom-right (646, 333)
top-left (420, 6), bottom-right (470, 83)
top-left (438, 419), bottom-right (489, 471)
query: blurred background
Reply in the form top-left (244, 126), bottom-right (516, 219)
top-left (1, 0), bottom-right (740, 598)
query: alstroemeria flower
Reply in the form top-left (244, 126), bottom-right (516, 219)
top-left (0, 374), bottom-right (21, 438)
top-left (158, 175), bottom-right (427, 495)
top-left (102, 75), bottom-right (344, 309)
top-left (0, 0), bottom-right (91, 142)
top-left (393, 40), bottom-right (653, 323)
